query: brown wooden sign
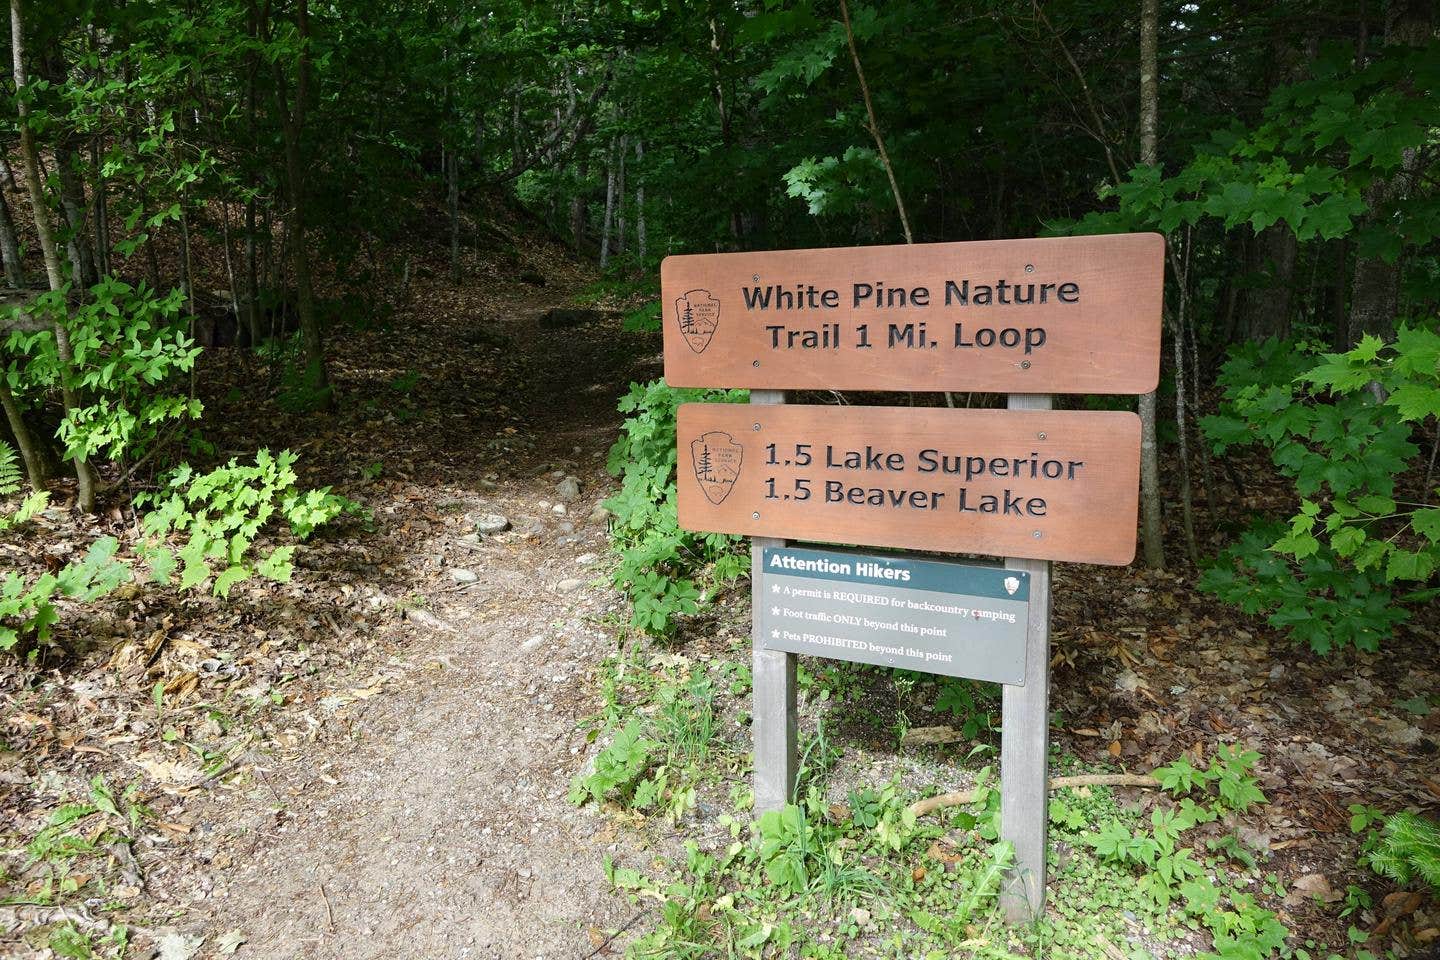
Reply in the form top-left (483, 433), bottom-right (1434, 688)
top-left (662, 233), bottom-right (1162, 394)
top-left (677, 404), bottom-right (1140, 565)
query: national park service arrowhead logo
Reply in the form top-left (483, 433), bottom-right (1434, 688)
top-left (691, 430), bottom-right (743, 505)
top-left (676, 288), bottom-right (720, 354)
top-left (1003, 576), bottom-right (1021, 596)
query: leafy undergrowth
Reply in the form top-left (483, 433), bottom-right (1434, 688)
top-left (571, 617), bottom-right (1440, 959)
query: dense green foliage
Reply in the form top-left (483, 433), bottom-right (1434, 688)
top-left (1199, 330), bottom-right (1440, 652)
top-left (604, 379), bottom-right (748, 635)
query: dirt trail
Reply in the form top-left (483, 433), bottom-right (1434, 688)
top-left (179, 260), bottom-right (654, 959)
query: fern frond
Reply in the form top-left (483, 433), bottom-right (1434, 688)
top-left (1368, 813), bottom-right (1440, 892)
top-left (0, 440), bottom-right (20, 497)
top-left (1381, 812), bottom-right (1440, 892)
top-left (0, 490), bottom-right (47, 531)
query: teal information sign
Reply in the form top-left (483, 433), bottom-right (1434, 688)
top-left (759, 546), bottom-right (1030, 683)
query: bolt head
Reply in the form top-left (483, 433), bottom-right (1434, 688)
top-left (1032, 530), bottom-right (1043, 538)
top-left (752, 512), bottom-right (760, 520)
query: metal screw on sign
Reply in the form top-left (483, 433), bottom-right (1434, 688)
top-left (1032, 530), bottom-right (1043, 538)
top-left (753, 422), bottom-right (762, 431)
top-left (753, 274), bottom-right (760, 282)
top-left (1020, 360), bottom-right (1031, 369)
top-left (1025, 263), bottom-right (1035, 273)
top-left (753, 360), bottom-right (761, 367)
top-left (1037, 432), bottom-right (1047, 440)
top-left (752, 511), bottom-right (760, 520)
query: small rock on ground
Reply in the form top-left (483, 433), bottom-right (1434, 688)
top-left (474, 513), bottom-right (510, 535)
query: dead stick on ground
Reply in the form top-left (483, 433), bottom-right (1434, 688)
top-left (584, 910), bottom-right (648, 959)
top-left (908, 773), bottom-right (1161, 817)
top-left (319, 882), bottom-right (336, 933)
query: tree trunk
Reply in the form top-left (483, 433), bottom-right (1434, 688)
top-left (89, 138), bottom-right (109, 277)
top-left (11, 0), bottom-right (96, 510)
top-left (1171, 237), bottom-right (1198, 565)
top-left (0, 188), bottom-right (23, 286)
top-left (569, 160), bottom-right (587, 252)
top-left (219, 199), bottom-right (243, 345)
top-left (1238, 224), bottom-right (1297, 340)
top-left (615, 134), bottom-right (627, 259)
top-left (1347, 0), bottom-right (1433, 345)
top-left (839, 0), bottom-right (913, 243)
top-left (0, 375), bottom-right (45, 491)
top-left (599, 141), bottom-right (616, 268)
top-left (179, 209), bottom-right (195, 320)
top-left (243, 0), bottom-right (261, 345)
top-left (635, 140), bottom-right (646, 263)
top-left (54, 142), bottom-right (97, 288)
top-left (1329, 239), bottom-right (1350, 350)
top-left (447, 147), bottom-right (461, 284)
top-left (271, 0), bottom-right (331, 405)
top-left (709, 18), bottom-right (742, 244)
top-left (1136, 0), bottom-right (1163, 569)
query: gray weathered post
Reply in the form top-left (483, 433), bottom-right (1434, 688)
top-left (750, 388), bottom-right (797, 813)
top-left (999, 392), bottom-right (1054, 923)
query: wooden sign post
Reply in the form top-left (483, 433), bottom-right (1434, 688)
top-left (664, 234), bottom-right (1162, 922)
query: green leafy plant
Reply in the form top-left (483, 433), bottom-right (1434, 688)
top-left (1366, 812), bottom-right (1440, 893)
top-left (0, 438), bottom-right (21, 494)
top-left (569, 719), bottom-right (658, 807)
top-left (755, 803), bottom-right (818, 894)
top-left (1199, 331), bottom-right (1439, 653)
top-left (605, 379), bottom-right (748, 636)
top-left (7, 280), bottom-right (202, 465)
top-left (2, 446), bottom-right (353, 654)
top-left (0, 440), bottom-right (48, 530)
top-left (134, 449), bottom-right (356, 596)
top-left (933, 677), bottom-right (996, 738)
top-left (1, 538), bottom-right (130, 653)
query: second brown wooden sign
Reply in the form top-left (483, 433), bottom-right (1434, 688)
top-left (662, 233), bottom-right (1163, 394)
top-left (678, 404), bottom-right (1140, 565)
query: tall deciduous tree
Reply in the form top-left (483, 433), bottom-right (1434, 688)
top-left (1136, 0), bottom-right (1163, 570)
top-left (269, 0), bottom-right (331, 407)
top-left (11, 0), bottom-right (96, 511)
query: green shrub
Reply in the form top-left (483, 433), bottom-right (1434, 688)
top-left (1200, 329), bottom-right (1440, 652)
top-left (569, 719), bottom-right (658, 806)
top-left (605, 378), bottom-right (748, 636)
top-left (134, 448), bottom-right (359, 596)
top-left (2, 449), bottom-right (356, 654)
top-left (1, 538), bottom-right (130, 652)
top-left (6, 280), bottom-right (202, 465)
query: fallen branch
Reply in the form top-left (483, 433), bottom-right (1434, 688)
top-left (584, 910), bottom-right (648, 960)
top-left (908, 773), bottom-right (1161, 817)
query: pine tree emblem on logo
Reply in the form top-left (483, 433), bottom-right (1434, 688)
top-left (690, 431), bottom-right (743, 505)
top-left (676, 288), bottom-right (721, 354)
